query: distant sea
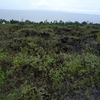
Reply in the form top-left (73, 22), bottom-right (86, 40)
top-left (0, 9), bottom-right (100, 23)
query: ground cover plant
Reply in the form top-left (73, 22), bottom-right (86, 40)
top-left (0, 20), bottom-right (100, 100)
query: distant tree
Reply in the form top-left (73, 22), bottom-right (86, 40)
top-left (81, 21), bottom-right (87, 25)
top-left (10, 19), bottom-right (19, 24)
top-left (44, 20), bottom-right (49, 24)
top-left (0, 19), bottom-right (9, 24)
top-left (74, 21), bottom-right (80, 26)
top-left (59, 20), bottom-right (64, 25)
top-left (66, 21), bottom-right (73, 25)
top-left (25, 20), bottom-right (33, 24)
top-left (19, 19), bottom-right (24, 25)
top-left (39, 21), bottom-right (44, 24)
top-left (53, 20), bottom-right (58, 24)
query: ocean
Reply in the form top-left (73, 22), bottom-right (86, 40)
top-left (0, 9), bottom-right (100, 23)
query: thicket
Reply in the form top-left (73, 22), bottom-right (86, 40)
top-left (0, 22), bottom-right (100, 100)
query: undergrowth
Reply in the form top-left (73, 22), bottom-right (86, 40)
top-left (0, 23), bottom-right (100, 100)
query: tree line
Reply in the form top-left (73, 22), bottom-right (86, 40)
top-left (1, 18), bottom-right (100, 26)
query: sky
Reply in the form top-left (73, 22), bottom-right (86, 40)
top-left (0, 0), bottom-right (100, 15)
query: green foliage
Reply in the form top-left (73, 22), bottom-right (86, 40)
top-left (96, 32), bottom-right (100, 43)
top-left (0, 22), bottom-right (100, 100)
top-left (0, 66), bottom-right (5, 87)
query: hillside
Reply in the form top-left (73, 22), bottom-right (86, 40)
top-left (0, 22), bottom-right (100, 100)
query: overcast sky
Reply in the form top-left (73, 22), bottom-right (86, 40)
top-left (0, 0), bottom-right (100, 15)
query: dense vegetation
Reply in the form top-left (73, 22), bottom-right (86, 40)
top-left (0, 20), bottom-right (100, 100)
